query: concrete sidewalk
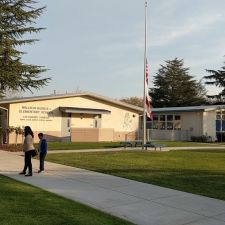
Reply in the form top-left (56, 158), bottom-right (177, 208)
top-left (46, 146), bottom-right (225, 154)
top-left (1, 150), bottom-right (225, 225)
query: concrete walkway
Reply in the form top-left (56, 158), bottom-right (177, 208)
top-left (46, 146), bottom-right (225, 154)
top-left (1, 150), bottom-right (225, 225)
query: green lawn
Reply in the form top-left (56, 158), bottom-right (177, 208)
top-left (151, 140), bottom-right (225, 147)
top-left (44, 140), bottom-right (224, 151)
top-left (47, 149), bottom-right (225, 200)
top-left (5, 140), bottom-right (224, 152)
top-left (0, 175), bottom-right (133, 225)
top-left (46, 141), bottom-right (121, 150)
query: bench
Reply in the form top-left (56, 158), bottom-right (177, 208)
top-left (144, 143), bottom-right (165, 150)
top-left (134, 140), bottom-right (143, 147)
top-left (120, 141), bottom-right (133, 148)
top-left (120, 141), bottom-right (165, 150)
top-left (120, 140), bottom-right (143, 148)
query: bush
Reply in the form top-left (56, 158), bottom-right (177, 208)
top-left (0, 144), bottom-right (23, 152)
top-left (191, 135), bottom-right (212, 143)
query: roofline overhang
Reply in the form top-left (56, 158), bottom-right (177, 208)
top-left (0, 106), bottom-right (8, 111)
top-left (0, 92), bottom-right (142, 113)
top-left (152, 105), bottom-right (225, 113)
top-left (59, 107), bottom-right (111, 115)
top-left (152, 109), bottom-right (205, 113)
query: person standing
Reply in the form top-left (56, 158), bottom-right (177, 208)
top-left (19, 126), bottom-right (34, 176)
top-left (38, 133), bottom-right (47, 173)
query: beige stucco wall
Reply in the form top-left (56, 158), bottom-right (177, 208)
top-left (70, 128), bottom-right (137, 142)
top-left (203, 111), bottom-right (217, 141)
top-left (71, 114), bottom-right (95, 128)
top-left (6, 96), bottom-right (140, 143)
top-left (71, 128), bottom-right (115, 142)
top-left (149, 111), bottom-right (204, 141)
top-left (149, 129), bottom-right (190, 141)
top-left (150, 110), bottom-right (219, 141)
top-left (180, 112), bottom-right (203, 137)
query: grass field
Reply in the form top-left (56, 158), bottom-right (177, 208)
top-left (46, 141), bottom-right (121, 150)
top-left (46, 149), bottom-right (225, 200)
top-left (46, 140), bottom-right (224, 150)
top-left (3, 140), bottom-right (224, 152)
top-left (0, 175), bottom-right (133, 225)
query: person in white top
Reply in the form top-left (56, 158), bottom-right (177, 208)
top-left (19, 126), bottom-right (35, 176)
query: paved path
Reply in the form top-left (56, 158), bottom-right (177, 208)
top-left (45, 146), bottom-right (225, 154)
top-left (1, 150), bottom-right (225, 225)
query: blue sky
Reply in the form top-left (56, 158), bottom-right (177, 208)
top-left (22, 0), bottom-right (225, 99)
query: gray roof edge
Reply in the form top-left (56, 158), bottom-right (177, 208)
top-left (152, 105), bottom-right (225, 113)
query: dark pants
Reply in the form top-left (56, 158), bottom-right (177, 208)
top-left (39, 152), bottom-right (47, 171)
top-left (23, 151), bottom-right (32, 174)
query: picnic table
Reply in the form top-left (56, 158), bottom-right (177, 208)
top-left (120, 140), bottom-right (165, 150)
top-left (119, 140), bottom-right (142, 147)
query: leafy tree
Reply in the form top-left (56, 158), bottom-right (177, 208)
top-left (14, 126), bottom-right (23, 145)
top-left (120, 96), bottom-right (143, 107)
top-left (0, 0), bottom-right (50, 97)
top-left (150, 58), bottom-right (207, 107)
top-left (204, 59), bottom-right (225, 104)
top-left (4, 125), bottom-right (14, 144)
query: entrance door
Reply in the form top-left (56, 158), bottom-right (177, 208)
top-left (61, 112), bottom-right (71, 141)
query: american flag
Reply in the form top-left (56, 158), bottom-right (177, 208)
top-left (145, 59), bottom-right (152, 119)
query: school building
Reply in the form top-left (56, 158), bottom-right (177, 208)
top-left (0, 92), bottom-right (224, 143)
top-left (149, 105), bottom-right (225, 142)
top-left (0, 92), bottom-right (142, 144)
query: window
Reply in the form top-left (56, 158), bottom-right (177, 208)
top-left (152, 114), bottom-right (181, 130)
top-left (160, 115), bottom-right (165, 121)
top-left (167, 115), bottom-right (173, 121)
top-left (216, 113), bottom-right (221, 120)
top-left (175, 115), bottom-right (180, 120)
top-left (166, 115), bottom-right (173, 130)
top-left (174, 115), bottom-right (181, 130)
top-left (153, 115), bottom-right (159, 129)
top-left (216, 110), bottom-right (225, 132)
top-left (159, 115), bottom-right (166, 130)
top-left (222, 112), bottom-right (225, 120)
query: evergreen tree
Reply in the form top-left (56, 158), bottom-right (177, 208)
top-left (0, 0), bottom-right (50, 97)
top-left (204, 59), bottom-right (225, 104)
top-left (150, 58), bottom-right (207, 107)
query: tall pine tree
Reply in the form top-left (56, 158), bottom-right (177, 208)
top-left (204, 59), bottom-right (225, 104)
top-left (0, 0), bottom-right (50, 97)
top-left (150, 58), bottom-right (207, 108)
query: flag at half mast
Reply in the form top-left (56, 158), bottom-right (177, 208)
top-left (145, 59), bottom-right (152, 119)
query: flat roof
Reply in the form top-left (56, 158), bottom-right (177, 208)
top-left (152, 105), bottom-right (225, 113)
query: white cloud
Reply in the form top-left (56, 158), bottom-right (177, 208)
top-left (150, 13), bottom-right (225, 47)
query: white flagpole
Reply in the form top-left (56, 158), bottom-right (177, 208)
top-left (142, 0), bottom-right (148, 149)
